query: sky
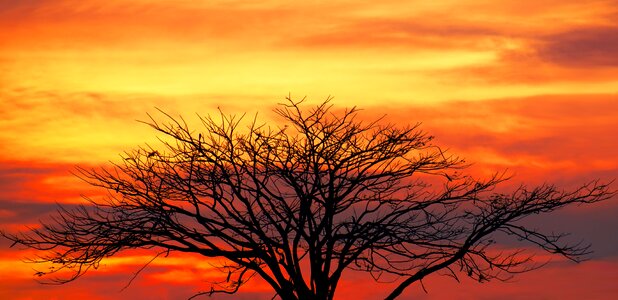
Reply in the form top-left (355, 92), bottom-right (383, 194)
top-left (0, 0), bottom-right (617, 299)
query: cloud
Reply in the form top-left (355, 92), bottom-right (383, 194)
top-left (292, 17), bottom-right (502, 50)
top-left (405, 258), bottom-right (618, 299)
top-left (0, 243), bottom-right (275, 299)
top-left (0, 88), bottom-right (286, 163)
top-left (0, 89), bottom-right (168, 163)
top-left (537, 26), bottom-right (618, 68)
top-left (0, 160), bottom-right (91, 209)
top-left (0, 89), bottom-right (142, 122)
top-left (358, 93), bottom-right (618, 188)
top-left (0, 0), bottom-right (300, 52)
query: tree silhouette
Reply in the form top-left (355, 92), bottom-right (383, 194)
top-left (3, 98), bottom-right (614, 299)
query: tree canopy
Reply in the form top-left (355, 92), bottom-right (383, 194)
top-left (3, 98), bottom-right (614, 299)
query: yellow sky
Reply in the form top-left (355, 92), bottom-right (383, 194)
top-left (2, 0), bottom-right (617, 163)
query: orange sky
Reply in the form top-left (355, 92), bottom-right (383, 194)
top-left (1, 0), bottom-right (617, 299)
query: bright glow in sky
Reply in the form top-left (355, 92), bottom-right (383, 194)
top-left (0, 0), bottom-right (617, 299)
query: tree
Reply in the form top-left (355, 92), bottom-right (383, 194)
top-left (3, 98), bottom-right (614, 299)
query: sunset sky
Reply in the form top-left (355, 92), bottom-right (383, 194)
top-left (1, 0), bottom-right (617, 299)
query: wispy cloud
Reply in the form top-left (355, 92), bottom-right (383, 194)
top-left (537, 26), bottom-right (618, 68)
top-left (363, 93), bottom-right (618, 185)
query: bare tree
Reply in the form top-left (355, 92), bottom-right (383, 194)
top-left (2, 98), bottom-right (614, 299)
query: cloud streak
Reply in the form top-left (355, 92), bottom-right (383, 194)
top-left (537, 26), bottom-right (618, 68)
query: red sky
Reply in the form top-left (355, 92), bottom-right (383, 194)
top-left (1, 0), bottom-right (617, 299)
